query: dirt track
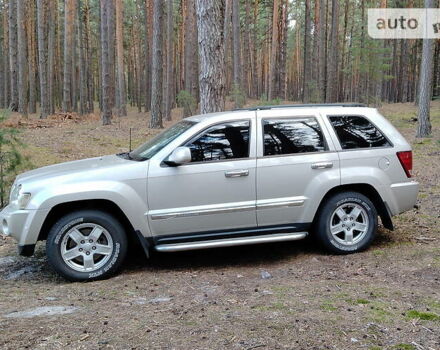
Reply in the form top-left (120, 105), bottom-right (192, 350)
top-left (0, 102), bottom-right (439, 350)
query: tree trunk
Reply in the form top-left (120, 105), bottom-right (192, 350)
top-left (317, 0), bottom-right (326, 102)
top-left (302, 0), bottom-right (311, 102)
top-left (48, 0), bottom-right (56, 114)
top-left (195, 0), bottom-right (225, 114)
top-left (62, 0), bottom-right (76, 113)
top-left (150, 0), bottom-right (164, 128)
top-left (27, 1), bottom-right (36, 114)
top-left (3, 9), bottom-right (10, 108)
top-left (279, 0), bottom-right (288, 100)
top-left (184, 0), bottom-right (198, 115)
top-left (232, 0), bottom-right (241, 92)
top-left (37, 0), bottom-right (50, 118)
top-left (100, 0), bottom-right (112, 125)
top-left (143, 0), bottom-right (153, 111)
top-left (17, 0), bottom-right (28, 117)
top-left (251, 0), bottom-right (259, 98)
top-left (71, 4), bottom-right (78, 112)
top-left (0, 14), bottom-right (4, 109)
top-left (242, 0), bottom-right (251, 97)
top-left (8, 0), bottom-right (18, 111)
top-left (84, 0), bottom-right (93, 113)
top-left (164, 0), bottom-right (173, 121)
top-left (326, 0), bottom-right (339, 103)
top-left (223, 0), bottom-right (232, 94)
top-left (268, 0), bottom-right (279, 100)
top-left (107, 0), bottom-right (116, 110)
top-left (416, 0), bottom-right (435, 138)
top-left (78, 0), bottom-right (88, 116)
top-left (115, 0), bottom-right (126, 117)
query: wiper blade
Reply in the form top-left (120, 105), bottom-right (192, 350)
top-left (116, 152), bottom-right (134, 160)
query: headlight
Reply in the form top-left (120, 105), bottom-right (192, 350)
top-left (9, 184), bottom-right (31, 209)
top-left (9, 183), bottom-right (21, 203)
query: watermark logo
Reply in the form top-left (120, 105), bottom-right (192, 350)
top-left (368, 9), bottom-right (440, 39)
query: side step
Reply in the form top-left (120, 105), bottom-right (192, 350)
top-left (154, 232), bottom-right (308, 253)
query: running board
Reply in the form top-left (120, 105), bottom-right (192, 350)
top-left (154, 232), bottom-right (308, 253)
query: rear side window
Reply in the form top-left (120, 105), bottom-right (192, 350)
top-left (263, 117), bottom-right (327, 156)
top-left (329, 115), bottom-right (391, 149)
top-left (185, 120), bottom-right (250, 162)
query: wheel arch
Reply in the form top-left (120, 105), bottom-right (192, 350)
top-left (313, 184), bottom-right (394, 230)
top-left (38, 199), bottom-right (137, 242)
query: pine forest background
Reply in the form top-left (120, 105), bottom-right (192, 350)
top-left (0, 0), bottom-right (439, 128)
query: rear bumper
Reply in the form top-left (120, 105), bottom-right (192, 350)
top-left (389, 181), bottom-right (419, 215)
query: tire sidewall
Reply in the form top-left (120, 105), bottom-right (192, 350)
top-left (47, 211), bottom-right (127, 282)
top-left (318, 193), bottom-right (377, 254)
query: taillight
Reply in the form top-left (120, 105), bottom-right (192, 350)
top-left (397, 151), bottom-right (413, 178)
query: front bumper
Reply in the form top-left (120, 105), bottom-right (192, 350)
top-left (0, 204), bottom-right (50, 251)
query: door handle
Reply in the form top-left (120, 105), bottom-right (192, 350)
top-left (311, 162), bottom-right (333, 169)
top-left (225, 169), bottom-right (249, 178)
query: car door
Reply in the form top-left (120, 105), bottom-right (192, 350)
top-left (147, 116), bottom-right (257, 238)
top-left (256, 109), bottom-right (341, 228)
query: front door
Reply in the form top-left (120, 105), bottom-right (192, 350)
top-left (147, 118), bottom-right (257, 238)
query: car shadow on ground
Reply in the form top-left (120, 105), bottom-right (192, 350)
top-left (1, 228), bottom-right (398, 283)
top-left (123, 227), bottom-right (397, 273)
top-left (125, 237), bottom-right (315, 272)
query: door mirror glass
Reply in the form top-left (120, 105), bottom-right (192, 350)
top-left (165, 147), bottom-right (192, 166)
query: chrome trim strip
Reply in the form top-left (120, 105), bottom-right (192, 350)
top-left (149, 201), bottom-right (255, 220)
top-left (149, 197), bottom-right (306, 220)
top-left (154, 232), bottom-right (308, 252)
top-left (256, 196), bottom-right (306, 210)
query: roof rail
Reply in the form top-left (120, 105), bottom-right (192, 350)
top-left (234, 103), bottom-right (367, 111)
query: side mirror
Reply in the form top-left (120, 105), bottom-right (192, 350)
top-left (164, 147), bottom-right (192, 166)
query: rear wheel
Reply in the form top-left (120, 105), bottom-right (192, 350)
top-left (315, 192), bottom-right (377, 254)
top-left (46, 210), bottom-right (127, 281)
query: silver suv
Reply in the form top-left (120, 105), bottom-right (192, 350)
top-left (0, 104), bottom-right (419, 281)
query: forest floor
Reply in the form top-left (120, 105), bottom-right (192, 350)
top-left (0, 101), bottom-right (439, 350)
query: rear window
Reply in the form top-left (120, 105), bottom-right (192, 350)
top-left (263, 117), bottom-right (327, 156)
top-left (328, 115), bottom-right (391, 149)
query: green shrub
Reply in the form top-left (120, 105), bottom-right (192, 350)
top-left (258, 94), bottom-right (281, 106)
top-left (176, 90), bottom-right (197, 117)
top-left (231, 83), bottom-right (246, 109)
top-left (0, 110), bottom-right (29, 207)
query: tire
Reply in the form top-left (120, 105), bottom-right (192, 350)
top-left (46, 210), bottom-right (128, 282)
top-left (314, 191), bottom-right (377, 254)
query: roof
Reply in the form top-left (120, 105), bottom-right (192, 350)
top-left (184, 103), bottom-right (371, 123)
top-left (234, 103), bottom-right (367, 111)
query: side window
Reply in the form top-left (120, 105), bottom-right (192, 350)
top-left (185, 121), bottom-right (250, 162)
top-left (329, 115), bottom-right (391, 149)
top-left (263, 117), bottom-right (327, 156)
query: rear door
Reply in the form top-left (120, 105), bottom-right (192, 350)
top-left (256, 109), bottom-right (341, 228)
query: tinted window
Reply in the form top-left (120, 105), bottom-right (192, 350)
top-left (263, 118), bottom-right (327, 156)
top-left (186, 121), bottom-right (250, 162)
top-left (130, 120), bottom-right (196, 160)
top-left (329, 115), bottom-right (391, 149)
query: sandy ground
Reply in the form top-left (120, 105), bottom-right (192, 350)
top-left (0, 101), bottom-right (439, 350)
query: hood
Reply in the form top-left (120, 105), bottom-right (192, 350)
top-left (16, 154), bottom-right (140, 185)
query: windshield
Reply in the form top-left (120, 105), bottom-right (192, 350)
top-left (129, 120), bottom-right (196, 160)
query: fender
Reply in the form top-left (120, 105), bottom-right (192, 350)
top-left (25, 180), bottom-right (151, 245)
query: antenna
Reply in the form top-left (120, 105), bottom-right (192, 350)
top-left (129, 128), bottom-right (132, 152)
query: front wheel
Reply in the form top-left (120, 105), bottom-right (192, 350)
top-left (314, 192), bottom-right (378, 254)
top-left (46, 210), bottom-right (127, 281)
